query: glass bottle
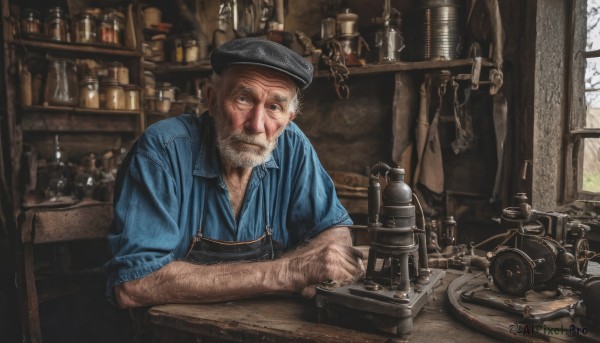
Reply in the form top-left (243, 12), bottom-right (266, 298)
top-left (45, 58), bottom-right (78, 106)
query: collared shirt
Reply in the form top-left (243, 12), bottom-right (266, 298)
top-left (104, 113), bottom-right (352, 300)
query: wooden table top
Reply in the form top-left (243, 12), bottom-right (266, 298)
top-left (147, 270), bottom-right (502, 343)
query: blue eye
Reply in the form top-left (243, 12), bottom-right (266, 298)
top-left (269, 104), bottom-right (283, 111)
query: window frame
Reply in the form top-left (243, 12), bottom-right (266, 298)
top-left (564, 0), bottom-right (600, 202)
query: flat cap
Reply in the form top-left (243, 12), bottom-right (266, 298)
top-left (211, 37), bottom-right (313, 90)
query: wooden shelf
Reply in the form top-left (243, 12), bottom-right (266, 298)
top-left (22, 105), bottom-right (141, 116)
top-left (314, 58), bottom-right (494, 77)
top-left (10, 38), bottom-right (141, 57)
top-left (20, 107), bottom-right (141, 133)
top-left (151, 58), bottom-right (493, 78)
top-left (21, 112), bottom-right (139, 133)
top-left (153, 62), bottom-right (212, 75)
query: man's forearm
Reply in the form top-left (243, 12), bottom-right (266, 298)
top-left (281, 226), bottom-right (353, 259)
top-left (116, 259), bottom-right (291, 307)
top-left (115, 226), bottom-right (360, 308)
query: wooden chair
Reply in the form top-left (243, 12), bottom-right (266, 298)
top-left (16, 202), bottom-right (113, 343)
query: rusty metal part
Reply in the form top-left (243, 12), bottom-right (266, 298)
top-left (489, 248), bottom-right (535, 296)
top-left (320, 39), bottom-right (350, 99)
top-left (460, 288), bottom-right (578, 324)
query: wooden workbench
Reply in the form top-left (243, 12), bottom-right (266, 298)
top-left (147, 270), bottom-right (502, 343)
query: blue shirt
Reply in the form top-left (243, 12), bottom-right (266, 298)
top-left (104, 113), bottom-right (352, 300)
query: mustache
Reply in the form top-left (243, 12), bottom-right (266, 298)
top-left (227, 131), bottom-right (270, 149)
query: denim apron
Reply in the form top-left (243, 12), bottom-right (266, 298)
top-left (183, 190), bottom-right (283, 264)
top-left (132, 191), bottom-right (283, 343)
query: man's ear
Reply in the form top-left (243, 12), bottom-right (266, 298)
top-left (289, 112), bottom-right (296, 121)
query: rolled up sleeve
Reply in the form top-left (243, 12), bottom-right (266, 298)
top-left (104, 140), bottom-right (182, 304)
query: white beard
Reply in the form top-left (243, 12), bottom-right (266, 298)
top-left (213, 111), bottom-right (280, 168)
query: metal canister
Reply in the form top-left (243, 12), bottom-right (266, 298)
top-left (411, 0), bottom-right (465, 61)
top-left (45, 7), bottom-right (69, 42)
top-left (21, 9), bottom-right (42, 34)
top-left (336, 9), bottom-right (358, 38)
top-left (75, 12), bottom-right (96, 43)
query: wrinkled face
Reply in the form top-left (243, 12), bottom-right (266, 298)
top-left (209, 65), bottom-right (297, 168)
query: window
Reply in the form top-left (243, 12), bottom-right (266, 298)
top-left (582, 2), bottom-right (600, 193)
top-left (565, 0), bottom-right (600, 201)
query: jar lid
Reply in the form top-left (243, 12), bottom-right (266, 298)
top-left (122, 84), bottom-right (140, 90)
top-left (80, 76), bottom-right (98, 85)
top-left (84, 7), bottom-right (102, 17)
top-left (101, 78), bottom-right (121, 87)
top-left (336, 11), bottom-right (358, 21)
top-left (156, 82), bottom-right (172, 89)
top-left (107, 61), bottom-right (123, 67)
top-left (48, 7), bottom-right (68, 17)
top-left (23, 8), bottom-right (41, 17)
top-left (76, 12), bottom-right (96, 20)
top-left (144, 70), bottom-right (155, 76)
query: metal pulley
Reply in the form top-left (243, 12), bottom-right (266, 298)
top-left (490, 248), bottom-right (535, 296)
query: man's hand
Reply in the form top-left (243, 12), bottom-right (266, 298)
top-left (281, 227), bottom-right (365, 298)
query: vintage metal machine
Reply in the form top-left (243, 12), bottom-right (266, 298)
top-left (488, 193), bottom-right (592, 295)
top-left (454, 193), bottom-right (600, 329)
top-left (315, 163), bottom-right (444, 338)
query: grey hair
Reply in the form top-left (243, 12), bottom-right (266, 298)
top-left (211, 71), bottom-right (301, 115)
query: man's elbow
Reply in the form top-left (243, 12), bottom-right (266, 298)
top-left (114, 282), bottom-right (143, 308)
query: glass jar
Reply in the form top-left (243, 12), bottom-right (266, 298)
top-left (101, 79), bottom-right (124, 110)
top-left (98, 10), bottom-right (124, 45)
top-left (144, 71), bottom-right (155, 97)
top-left (157, 82), bottom-right (175, 101)
top-left (143, 6), bottom-right (162, 29)
top-left (45, 58), bottom-right (78, 106)
top-left (184, 39), bottom-right (199, 64)
top-left (79, 77), bottom-right (100, 109)
top-left (75, 12), bottom-right (96, 44)
top-left (155, 88), bottom-right (171, 114)
top-left (106, 62), bottom-right (129, 84)
top-left (21, 9), bottom-right (42, 34)
top-left (123, 85), bottom-right (140, 111)
top-left (45, 7), bottom-right (69, 42)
